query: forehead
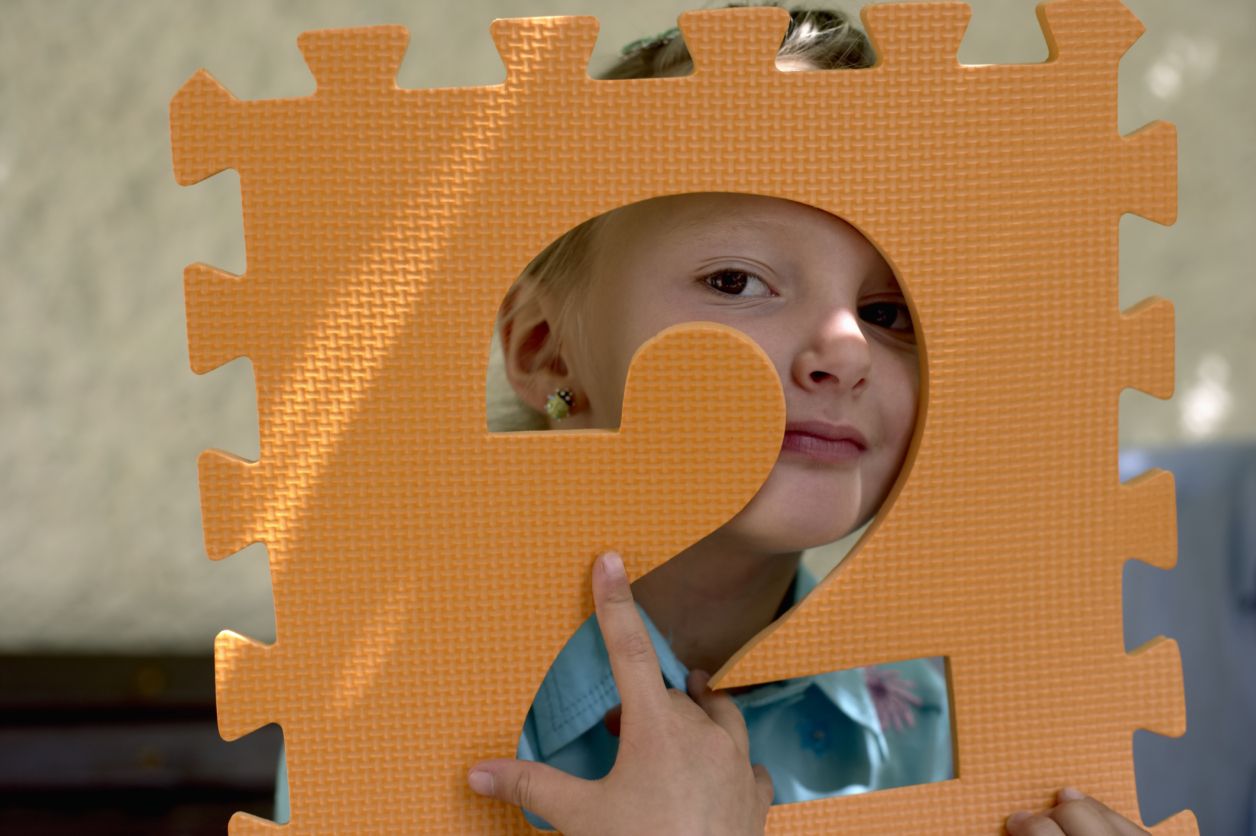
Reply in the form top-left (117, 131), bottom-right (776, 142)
top-left (603, 192), bottom-right (838, 242)
top-left (595, 192), bottom-right (887, 273)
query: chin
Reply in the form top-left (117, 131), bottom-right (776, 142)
top-left (723, 498), bottom-right (861, 555)
top-left (721, 468), bottom-right (864, 551)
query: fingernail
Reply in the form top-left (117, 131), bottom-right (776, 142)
top-left (1059, 786), bottom-right (1085, 801)
top-left (467, 769), bottom-right (494, 796)
top-left (601, 551), bottom-right (625, 580)
top-left (1007, 811), bottom-right (1031, 826)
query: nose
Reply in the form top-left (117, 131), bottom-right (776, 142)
top-left (790, 307), bottom-right (871, 393)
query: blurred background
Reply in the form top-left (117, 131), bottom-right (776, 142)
top-left (1, 0), bottom-right (1251, 833)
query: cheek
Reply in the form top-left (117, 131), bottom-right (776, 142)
top-left (580, 324), bottom-right (646, 426)
top-left (593, 307), bottom-right (693, 421)
top-left (891, 362), bottom-right (921, 451)
top-left (564, 284), bottom-right (634, 421)
top-left (877, 353), bottom-right (921, 453)
top-left (581, 349), bottom-right (628, 425)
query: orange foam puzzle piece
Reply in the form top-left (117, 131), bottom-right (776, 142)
top-left (170, 2), bottom-right (1191, 832)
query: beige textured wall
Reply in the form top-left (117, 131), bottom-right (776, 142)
top-left (2, 0), bottom-right (1251, 651)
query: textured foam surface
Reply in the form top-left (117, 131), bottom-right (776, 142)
top-left (169, 2), bottom-right (1192, 832)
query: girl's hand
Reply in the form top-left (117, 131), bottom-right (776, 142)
top-left (1006, 788), bottom-right (1151, 835)
top-left (467, 551), bottom-right (774, 835)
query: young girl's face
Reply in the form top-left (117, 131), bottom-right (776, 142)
top-left (558, 192), bottom-right (919, 553)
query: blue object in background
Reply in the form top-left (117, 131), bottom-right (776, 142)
top-left (1122, 443), bottom-right (1256, 836)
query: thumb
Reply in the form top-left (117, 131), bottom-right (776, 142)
top-left (467, 758), bottom-right (589, 823)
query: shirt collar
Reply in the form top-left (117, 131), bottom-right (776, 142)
top-left (529, 562), bottom-right (886, 760)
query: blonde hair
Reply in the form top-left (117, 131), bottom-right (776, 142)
top-left (488, 4), bottom-right (875, 431)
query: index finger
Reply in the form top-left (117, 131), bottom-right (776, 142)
top-left (592, 551), bottom-right (669, 715)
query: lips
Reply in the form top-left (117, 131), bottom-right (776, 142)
top-left (781, 421), bottom-right (868, 463)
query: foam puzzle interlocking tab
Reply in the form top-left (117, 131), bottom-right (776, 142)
top-left (170, 1), bottom-right (1192, 832)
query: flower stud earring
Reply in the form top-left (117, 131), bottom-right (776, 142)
top-left (545, 388), bottom-right (575, 421)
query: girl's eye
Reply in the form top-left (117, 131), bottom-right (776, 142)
top-left (702, 269), bottom-right (774, 298)
top-left (858, 301), bottom-right (914, 335)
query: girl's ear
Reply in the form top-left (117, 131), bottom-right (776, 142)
top-left (497, 278), bottom-right (576, 414)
